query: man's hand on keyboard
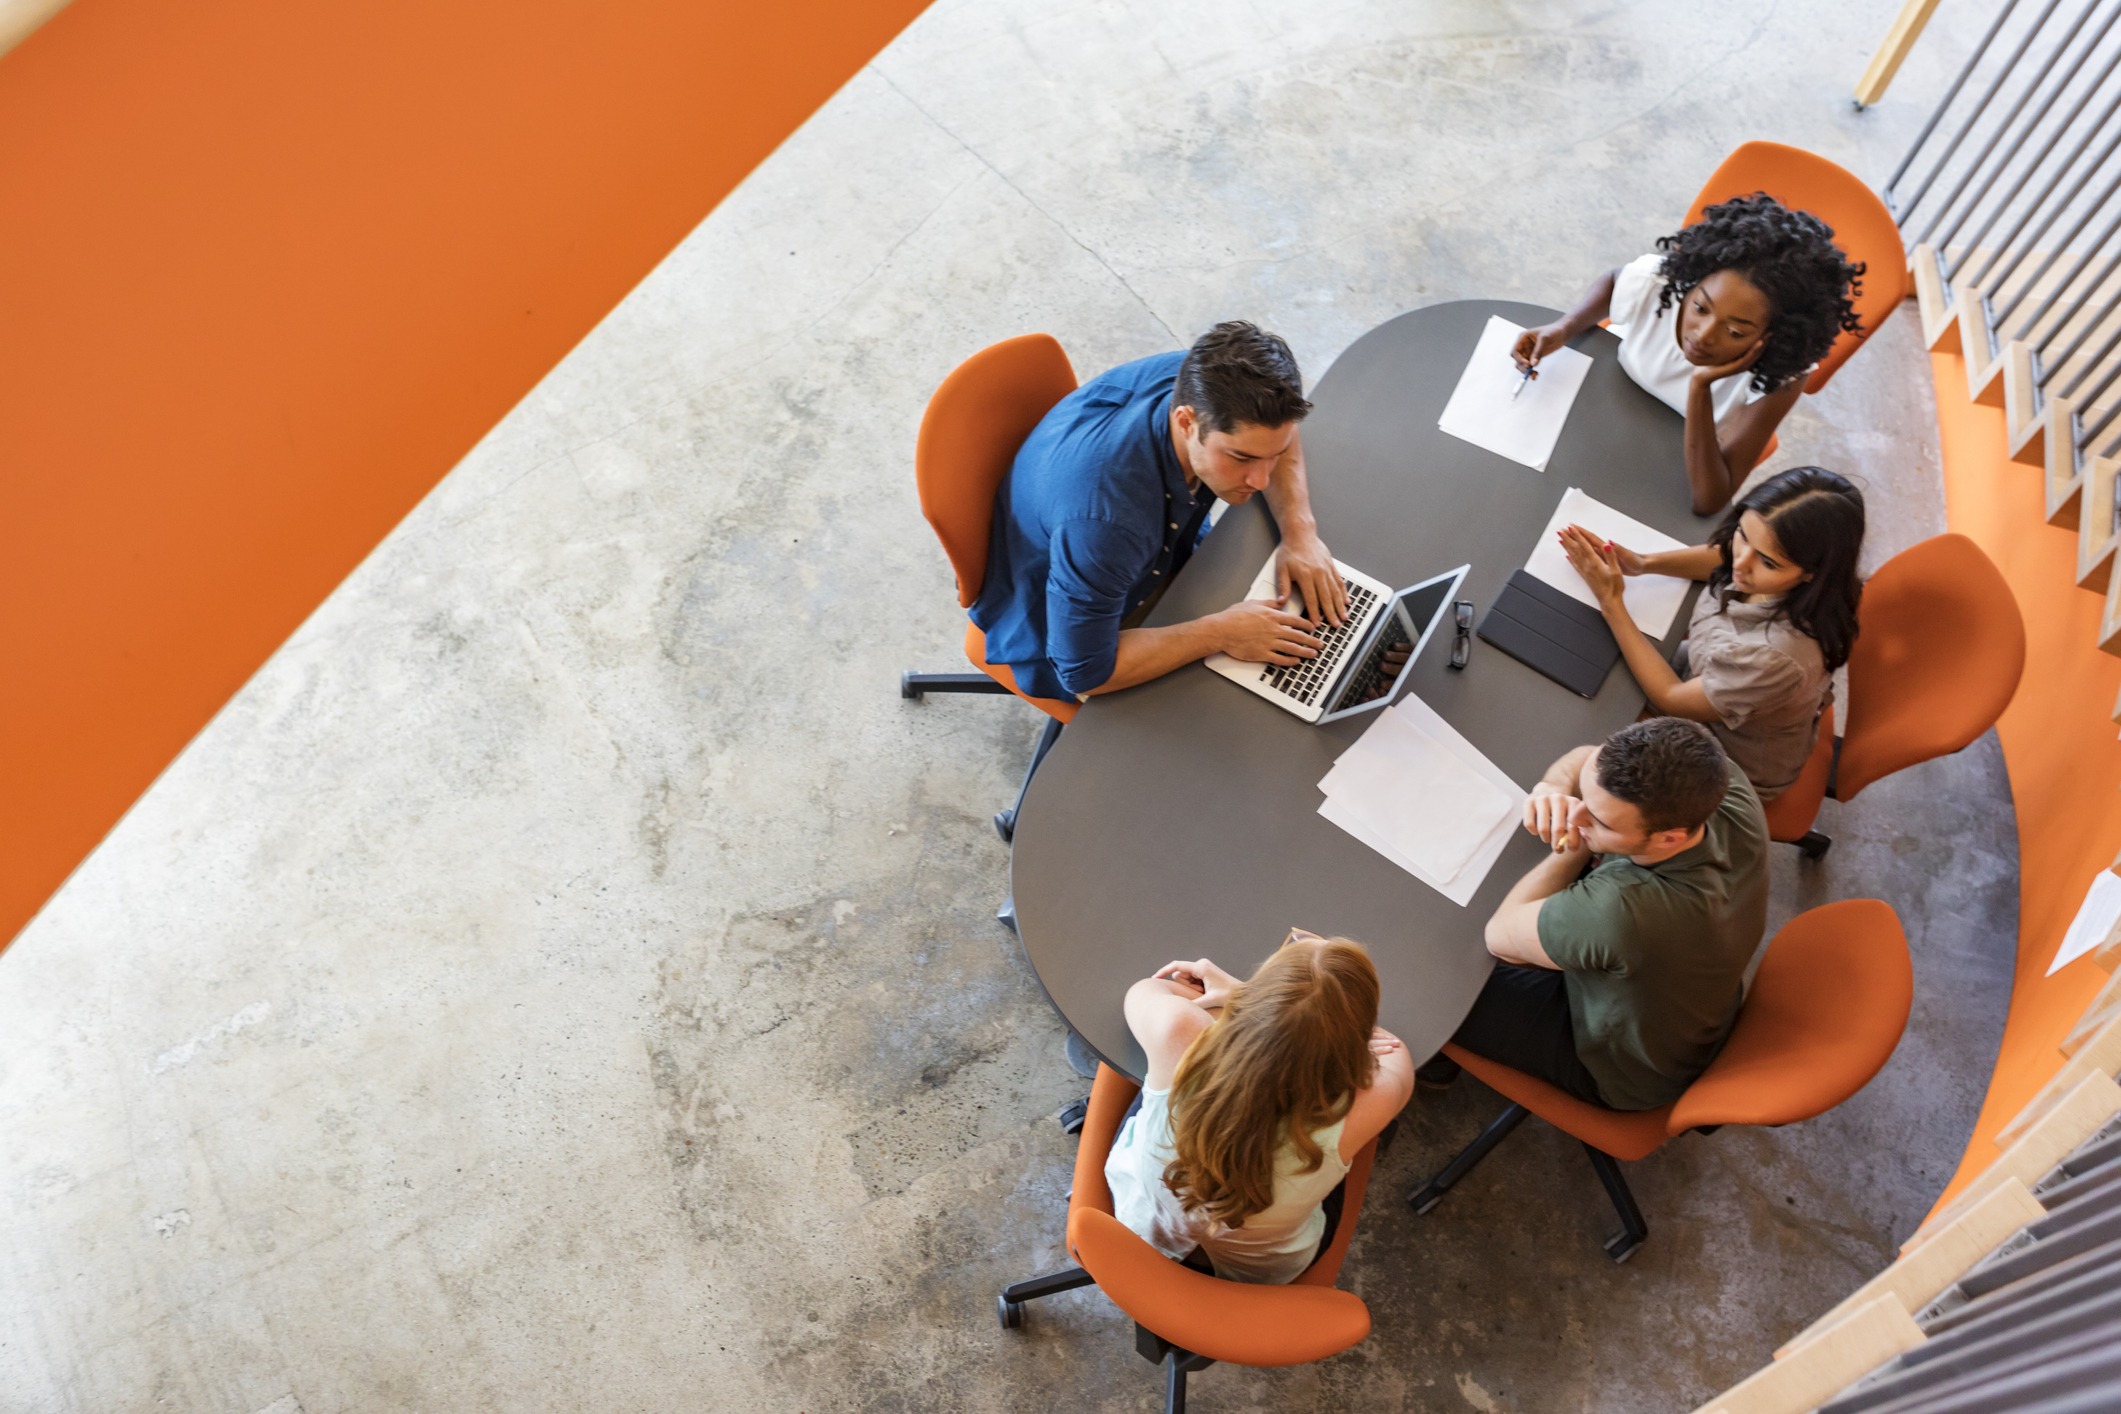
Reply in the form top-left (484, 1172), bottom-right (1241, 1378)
top-left (1274, 529), bottom-right (1349, 628)
top-left (1214, 599), bottom-right (1324, 665)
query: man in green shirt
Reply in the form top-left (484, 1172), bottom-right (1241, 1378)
top-left (1426, 717), bottom-right (1769, 1111)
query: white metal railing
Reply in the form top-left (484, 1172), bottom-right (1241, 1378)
top-left (1889, 0), bottom-right (2121, 481)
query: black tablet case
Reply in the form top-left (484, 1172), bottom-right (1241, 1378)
top-left (1477, 569), bottom-right (1619, 698)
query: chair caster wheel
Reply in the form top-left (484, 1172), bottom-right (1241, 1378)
top-left (1409, 1185), bottom-right (1444, 1215)
top-left (1604, 1232), bottom-right (1643, 1264)
top-left (1058, 1098), bottom-right (1088, 1135)
top-left (994, 809), bottom-right (1016, 844)
top-left (997, 1295), bottom-right (1025, 1330)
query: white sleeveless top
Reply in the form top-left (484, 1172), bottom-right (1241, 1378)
top-left (1105, 1087), bottom-right (1350, 1285)
top-left (1608, 253), bottom-right (1780, 423)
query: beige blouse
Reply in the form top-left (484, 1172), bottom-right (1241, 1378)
top-left (1675, 587), bottom-right (1830, 800)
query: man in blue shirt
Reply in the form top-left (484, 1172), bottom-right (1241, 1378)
top-left (972, 321), bottom-right (1343, 701)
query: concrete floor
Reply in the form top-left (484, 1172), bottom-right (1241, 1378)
top-left (0, 2), bottom-right (2022, 1411)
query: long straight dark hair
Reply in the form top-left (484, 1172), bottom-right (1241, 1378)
top-left (1706, 466), bottom-right (1865, 671)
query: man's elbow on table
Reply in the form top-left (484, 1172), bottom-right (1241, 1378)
top-left (1054, 651), bottom-right (1115, 699)
top-left (1483, 901), bottom-right (1554, 968)
top-left (1481, 912), bottom-right (1514, 958)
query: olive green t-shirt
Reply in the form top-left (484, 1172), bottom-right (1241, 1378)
top-left (1535, 764), bottom-right (1770, 1111)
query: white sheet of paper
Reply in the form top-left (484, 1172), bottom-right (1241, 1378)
top-left (1523, 486), bottom-right (1693, 638)
top-left (1321, 711), bottom-right (1510, 882)
top-left (1317, 697), bottom-right (1528, 906)
top-left (2047, 869), bottom-right (2121, 976)
top-left (1436, 315), bottom-right (1594, 472)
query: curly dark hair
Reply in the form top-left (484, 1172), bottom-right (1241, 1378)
top-left (1654, 194), bottom-right (1866, 393)
top-left (1707, 465), bottom-right (1866, 672)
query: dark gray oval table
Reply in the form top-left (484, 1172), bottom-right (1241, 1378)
top-left (1009, 299), bottom-right (1717, 1081)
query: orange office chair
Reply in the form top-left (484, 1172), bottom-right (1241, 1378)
top-left (1409, 900), bottom-right (1912, 1262)
top-left (1761, 700), bottom-right (1837, 856)
top-left (1000, 1064), bottom-right (1378, 1412)
top-left (901, 335), bottom-right (1081, 844)
top-left (1685, 141), bottom-right (1909, 394)
top-left (1763, 533), bottom-right (2026, 860)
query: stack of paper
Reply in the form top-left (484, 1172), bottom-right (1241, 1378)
top-left (1317, 696), bottom-right (1528, 906)
top-left (1524, 487), bottom-right (1693, 638)
top-left (1437, 315), bottom-right (1594, 472)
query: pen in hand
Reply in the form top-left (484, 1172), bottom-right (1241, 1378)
top-left (1510, 365), bottom-right (1534, 401)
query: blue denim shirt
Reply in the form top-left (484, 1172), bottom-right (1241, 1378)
top-left (971, 352), bottom-right (1215, 699)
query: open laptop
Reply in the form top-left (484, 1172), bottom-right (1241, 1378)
top-left (1203, 555), bottom-right (1469, 724)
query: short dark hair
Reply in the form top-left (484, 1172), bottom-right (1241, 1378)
top-left (1174, 321), bottom-right (1311, 435)
top-left (1654, 193), bottom-right (1866, 393)
top-left (1594, 719), bottom-right (1730, 834)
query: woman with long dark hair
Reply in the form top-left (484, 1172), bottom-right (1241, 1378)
top-left (1105, 932), bottom-right (1412, 1283)
top-left (1557, 466), bottom-right (1865, 801)
top-left (1514, 194), bottom-right (1865, 513)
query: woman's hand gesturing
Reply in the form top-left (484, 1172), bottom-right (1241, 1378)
top-left (1558, 524), bottom-right (1630, 608)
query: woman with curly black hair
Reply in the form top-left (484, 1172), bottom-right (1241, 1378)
top-left (1513, 194), bottom-right (1865, 514)
top-left (1554, 466), bottom-right (1865, 801)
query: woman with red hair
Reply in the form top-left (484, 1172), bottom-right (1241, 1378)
top-left (1105, 931), bottom-right (1414, 1283)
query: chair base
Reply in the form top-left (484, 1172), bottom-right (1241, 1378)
top-left (1584, 1144), bottom-right (1649, 1262)
top-left (994, 715), bottom-right (1065, 844)
top-left (902, 665), bottom-right (1065, 846)
top-left (998, 1267), bottom-right (1210, 1413)
top-left (997, 1265), bottom-right (1094, 1329)
top-left (902, 670), bottom-right (1009, 699)
top-left (1410, 1101), bottom-right (1651, 1263)
top-left (1408, 1102), bottom-right (1528, 1214)
top-left (1137, 1325), bottom-right (1215, 1414)
top-left (1795, 829), bottom-right (1833, 861)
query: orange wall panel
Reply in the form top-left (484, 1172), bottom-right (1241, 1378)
top-left (0, 0), bottom-right (930, 947)
top-left (1932, 349), bottom-right (2121, 1211)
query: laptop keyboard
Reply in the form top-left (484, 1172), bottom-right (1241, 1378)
top-left (1258, 580), bottom-right (1379, 706)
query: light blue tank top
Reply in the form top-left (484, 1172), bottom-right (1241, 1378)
top-left (1104, 1087), bottom-right (1350, 1285)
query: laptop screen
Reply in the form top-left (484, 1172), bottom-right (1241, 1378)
top-left (1318, 567), bottom-right (1466, 723)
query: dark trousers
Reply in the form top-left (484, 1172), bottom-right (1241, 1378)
top-left (1448, 962), bottom-right (1608, 1106)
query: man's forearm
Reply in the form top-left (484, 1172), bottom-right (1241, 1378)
top-left (1485, 848), bottom-right (1583, 966)
top-left (1086, 617), bottom-right (1227, 695)
top-left (1539, 745), bottom-right (1596, 796)
top-left (1263, 443), bottom-right (1317, 541)
top-left (1508, 846), bottom-right (1587, 908)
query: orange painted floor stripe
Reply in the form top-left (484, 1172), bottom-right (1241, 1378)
top-left (0, 0), bottom-right (930, 948)
top-left (1930, 349), bottom-right (2121, 1213)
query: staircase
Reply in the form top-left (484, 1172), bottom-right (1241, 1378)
top-left (1886, 0), bottom-right (2121, 707)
